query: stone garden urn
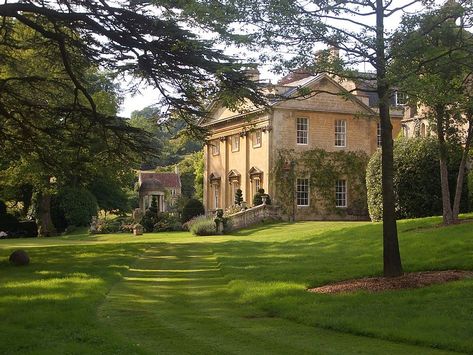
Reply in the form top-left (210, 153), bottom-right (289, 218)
top-left (262, 196), bottom-right (268, 205)
top-left (133, 223), bottom-right (143, 236)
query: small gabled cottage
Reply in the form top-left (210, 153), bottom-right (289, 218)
top-left (200, 71), bottom-right (403, 220)
top-left (138, 171), bottom-right (181, 213)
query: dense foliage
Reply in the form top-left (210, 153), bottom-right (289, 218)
top-left (367, 138), bottom-right (469, 221)
top-left (55, 188), bottom-right (99, 227)
top-left (129, 108), bottom-right (203, 171)
top-left (181, 198), bottom-right (205, 223)
top-left (188, 216), bottom-right (217, 236)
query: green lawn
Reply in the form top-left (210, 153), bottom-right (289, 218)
top-left (1, 216), bottom-right (472, 354)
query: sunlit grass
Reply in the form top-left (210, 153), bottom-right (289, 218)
top-left (0, 214), bottom-right (471, 354)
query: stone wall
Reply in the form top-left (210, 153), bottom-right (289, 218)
top-left (226, 204), bottom-right (281, 231)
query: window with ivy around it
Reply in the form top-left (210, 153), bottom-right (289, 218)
top-left (335, 179), bottom-right (347, 208)
top-left (296, 178), bottom-right (309, 206)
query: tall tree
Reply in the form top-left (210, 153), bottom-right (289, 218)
top-left (0, 1), bottom-right (264, 129)
top-left (392, 1), bottom-right (473, 224)
top-left (0, 21), bottom-right (154, 235)
top-left (0, 2), bottom-right (265, 234)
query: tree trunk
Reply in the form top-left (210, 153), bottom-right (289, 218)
top-left (376, 0), bottom-right (403, 277)
top-left (435, 105), bottom-right (454, 225)
top-left (37, 192), bottom-right (57, 237)
top-left (452, 117), bottom-right (473, 219)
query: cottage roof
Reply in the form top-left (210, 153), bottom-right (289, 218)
top-left (139, 172), bottom-right (181, 191)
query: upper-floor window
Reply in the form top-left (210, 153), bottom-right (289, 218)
top-left (402, 125), bottom-right (409, 137)
top-left (231, 135), bottom-right (240, 152)
top-left (253, 129), bottom-right (262, 148)
top-left (296, 117), bottom-right (308, 145)
top-left (335, 179), bottom-right (347, 208)
top-left (377, 123), bottom-right (382, 147)
top-left (395, 91), bottom-right (408, 106)
top-left (335, 120), bottom-right (346, 147)
top-left (296, 178), bottom-right (309, 206)
top-left (211, 140), bottom-right (220, 155)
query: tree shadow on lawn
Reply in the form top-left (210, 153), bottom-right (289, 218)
top-left (208, 221), bottom-right (473, 353)
top-left (0, 243), bottom-right (150, 353)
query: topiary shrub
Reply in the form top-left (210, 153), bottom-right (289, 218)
top-left (253, 188), bottom-right (264, 206)
top-left (234, 189), bottom-right (243, 206)
top-left (366, 137), bottom-right (468, 221)
top-left (252, 188), bottom-right (271, 206)
top-left (55, 187), bottom-right (98, 227)
top-left (188, 215), bottom-right (217, 236)
top-left (181, 198), bottom-right (205, 223)
top-left (140, 196), bottom-right (159, 233)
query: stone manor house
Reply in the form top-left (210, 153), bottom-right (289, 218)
top-left (200, 70), bottom-right (406, 220)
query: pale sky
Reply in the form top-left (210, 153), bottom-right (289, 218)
top-left (119, 1), bottom-right (441, 118)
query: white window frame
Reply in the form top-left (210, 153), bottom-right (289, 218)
top-left (231, 135), bottom-right (240, 152)
top-left (296, 117), bottom-right (309, 145)
top-left (377, 123), bottom-right (382, 147)
top-left (211, 140), bottom-right (220, 156)
top-left (296, 178), bottom-right (310, 207)
top-left (335, 120), bottom-right (347, 147)
top-left (395, 91), bottom-right (408, 106)
top-left (253, 130), bottom-right (262, 148)
top-left (335, 179), bottom-right (347, 208)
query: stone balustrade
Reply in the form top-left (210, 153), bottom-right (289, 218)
top-left (225, 204), bottom-right (281, 231)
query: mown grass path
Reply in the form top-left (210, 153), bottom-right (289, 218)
top-left (99, 243), bottom-right (455, 355)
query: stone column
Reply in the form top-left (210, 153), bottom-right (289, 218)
top-left (203, 143), bottom-right (209, 211)
top-left (244, 132), bottom-right (250, 204)
top-left (222, 137), bottom-right (228, 210)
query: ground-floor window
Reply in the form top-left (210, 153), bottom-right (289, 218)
top-left (335, 179), bottom-right (347, 208)
top-left (296, 178), bottom-right (309, 206)
top-left (213, 184), bottom-right (220, 209)
top-left (253, 178), bottom-right (261, 198)
top-left (231, 181), bottom-right (240, 202)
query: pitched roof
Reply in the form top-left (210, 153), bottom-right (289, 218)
top-left (200, 73), bottom-right (377, 127)
top-left (139, 172), bottom-right (181, 190)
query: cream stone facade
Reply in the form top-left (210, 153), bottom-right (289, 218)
top-left (201, 73), bottom-right (403, 220)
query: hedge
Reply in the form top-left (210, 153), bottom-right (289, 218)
top-left (366, 137), bottom-right (469, 221)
